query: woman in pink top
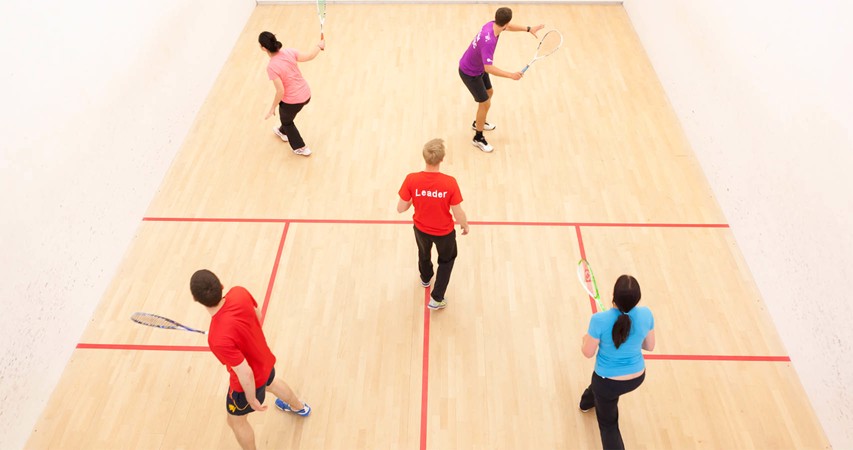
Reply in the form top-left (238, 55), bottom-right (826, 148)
top-left (259, 31), bottom-right (325, 156)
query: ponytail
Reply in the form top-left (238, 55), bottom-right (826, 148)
top-left (610, 274), bottom-right (642, 349)
top-left (612, 313), bottom-right (632, 348)
top-left (258, 31), bottom-right (283, 53)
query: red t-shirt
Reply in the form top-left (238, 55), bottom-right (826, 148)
top-left (399, 171), bottom-right (463, 236)
top-left (208, 287), bottom-right (276, 392)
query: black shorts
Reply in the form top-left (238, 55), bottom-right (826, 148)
top-left (459, 68), bottom-right (492, 103)
top-left (225, 368), bottom-right (275, 416)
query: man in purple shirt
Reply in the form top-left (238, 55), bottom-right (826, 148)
top-left (459, 7), bottom-right (544, 153)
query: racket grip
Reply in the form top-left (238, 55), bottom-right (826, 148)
top-left (521, 65), bottom-right (529, 74)
top-left (320, 32), bottom-right (325, 50)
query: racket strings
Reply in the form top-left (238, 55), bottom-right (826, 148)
top-left (131, 313), bottom-right (177, 329)
top-left (537, 31), bottom-right (563, 56)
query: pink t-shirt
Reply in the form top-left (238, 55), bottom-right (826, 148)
top-left (266, 49), bottom-right (311, 104)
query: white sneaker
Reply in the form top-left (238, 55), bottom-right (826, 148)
top-left (427, 298), bottom-right (447, 310)
top-left (471, 121), bottom-right (496, 131)
top-left (472, 138), bottom-right (494, 153)
top-left (293, 146), bottom-right (312, 156)
top-left (273, 127), bottom-right (289, 142)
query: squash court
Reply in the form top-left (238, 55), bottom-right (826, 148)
top-left (25, 4), bottom-right (830, 449)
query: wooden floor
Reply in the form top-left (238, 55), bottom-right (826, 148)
top-left (26, 4), bottom-right (830, 449)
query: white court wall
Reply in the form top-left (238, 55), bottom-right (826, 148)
top-left (0, 0), bottom-right (254, 448)
top-left (257, 0), bottom-right (620, 3)
top-left (623, 1), bottom-right (853, 448)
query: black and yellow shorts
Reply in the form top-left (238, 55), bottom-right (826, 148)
top-left (225, 368), bottom-right (275, 416)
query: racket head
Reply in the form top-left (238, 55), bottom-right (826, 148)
top-left (577, 259), bottom-right (607, 312)
top-left (130, 312), bottom-right (206, 334)
top-left (316, 0), bottom-right (326, 21)
top-left (536, 30), bottom-right (563, 58)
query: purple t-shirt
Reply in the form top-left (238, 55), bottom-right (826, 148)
top-left (459, 21), bottom-right (499, 76)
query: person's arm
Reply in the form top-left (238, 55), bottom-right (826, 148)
top-left (506, 23), bottom-right (545, 37)
top-left (397, 198), bottom-right (412, 213)
top-left (450, 204), bottom-right (469, 235)
top-left (232, 359), bottom-right (267, 411)
top-left (265, 78), bottom-right (285, 119)
top-left (581, 333), bottom-right (599, 358)
top-left (296, 41), bottom-right (326, 62)
top-left (642, 329), bottom-right (656, 351)
top-left (484, 64), bottom-right (522, 80)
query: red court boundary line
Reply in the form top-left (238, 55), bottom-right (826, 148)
top-left (645, 354), bottom-right (790, 362)
top-left (420, 288), bottom-right (431, 450)
top-left (73, 343), bottom-right (790, 362)
top-left (143, 216), bottom-right (729, 228)
top-left (261, 223), bottom-right (289, 325)
top-left (76, 343), bottom-right (208, 352)
top-left (575, 226), bottom-right (598, 314)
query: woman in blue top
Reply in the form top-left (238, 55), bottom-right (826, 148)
top-left (579, 275), bottom-right (656, 450)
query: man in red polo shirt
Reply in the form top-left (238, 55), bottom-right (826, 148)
top-left (397, 138), bottom-right (470, 310)
top-left (190, 269), bottom-right (310, 450)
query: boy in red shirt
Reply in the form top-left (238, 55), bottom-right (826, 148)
top-left (397, 139), bottom-right (470, 310)
top-left (190, 269), bottom-right (310, 450)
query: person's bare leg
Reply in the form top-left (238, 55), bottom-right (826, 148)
top-left (267, 378), bottom-right (305, 410)
top-left (226, 414), bottom-right (256, 450)
top-left (475, 98), bottom-right (491, 132)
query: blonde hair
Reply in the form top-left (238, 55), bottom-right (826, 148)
top-left (422, 138), bottom-right (445, 166)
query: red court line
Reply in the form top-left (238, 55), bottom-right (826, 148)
top-left (474, 221), bottom-right (730, 228)
top-left (645, 354), bottom-right (790, 362)
top-left (76, 343), bottom-right (208, 352)
top-left (74, 343), bottom-right (790, 363)
top-left (144, 217), bottom-right (288, 223)
top-left (420, 288), bottom-right (432, 450)
top-left (143, 217), bottom-right (409, 225)
top-left (143, 216), bottom-right (729, 228)
top-left (575, 226), bottom-right (598, 314)
top-left (261, 223), bottom-right (289, 325)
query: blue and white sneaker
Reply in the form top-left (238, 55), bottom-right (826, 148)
top-left (275, 399), bottom-right (311, 417)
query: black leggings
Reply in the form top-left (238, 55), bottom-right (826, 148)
top-left (277, 98), bottom-right (310, 150)
top-left (579, 371), bottom-right (646, 450)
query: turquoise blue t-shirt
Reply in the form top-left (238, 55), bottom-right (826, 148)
top-left (588, 306), bottom-right (654, 378)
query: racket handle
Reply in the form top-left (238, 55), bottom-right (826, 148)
top-left (320, 32), bottom-right (325, 50)
top-left (521, 65), bottom-right (529, 74)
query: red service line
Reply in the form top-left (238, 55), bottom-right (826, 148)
top-left (472, 221), bottom-right (729, 228)
top-left (645, 354), bottom-right (790, 362)
top-left (143, 217), bottom-right (410, 225)
top-left (420, 288), bottom-right (432, 450)
top-left (261, 223), bottom-right (289, 325)
top-left (143, 217), bottom-right (287, 223)
top-left (74, 343), bottom-right (790, 363)
top-left (76, 343), bottom-right (208, 352)
top-left (143, 216), bottom-right (729, 228)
